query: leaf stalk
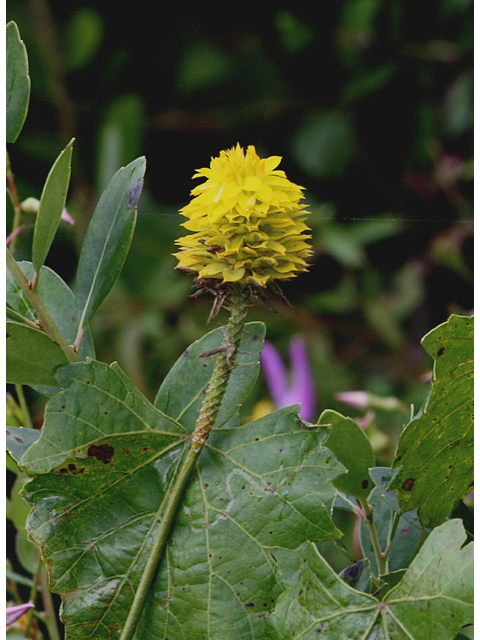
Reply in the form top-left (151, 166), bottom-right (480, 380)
top-left (359, 497), bottom-right (388, 577)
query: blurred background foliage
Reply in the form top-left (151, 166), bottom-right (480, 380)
top-left (7, 0), bottom-right (473, 461)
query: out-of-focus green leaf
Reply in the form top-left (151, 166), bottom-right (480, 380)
top-left (6, 21), bottom-right (30, 143)
top-left (275, 10), bottom-right (314, 53)
top-left (75, 157), bottom-right (146, 334)
top-left (65, 7), bottom-right (103, 70)
top-left (341, 63), bottom-right (396, 104)
top-left (291, 110), bottom-right (357, 179)
top-left (442, 70), bottom-right (474, 136)
top-left (177, 39), bottom-right (234, 96)
top-left (266, 519), bottom-right (473, 640)
top-left (154, 321), bottom-right (266, 431)
top-left (389, 315), bottom-right (473, 528)
top-left (32, 138), bottom-right (74, 275)
top-left (10, 473), bottom-right (37, 574)
top-left (317, 409), bottom-right (375, 499)
top-left (6, 321), bottom-right (69, 386)
top-left (340, 0), bottom-right (382, 33)
top-left (20, 358), bottom-right (343, 639)
top-left (97, 94), bottom-right (145, 194)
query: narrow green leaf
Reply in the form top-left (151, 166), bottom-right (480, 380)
top-left (154, 321), bottom-right (266, 431)
top-left (317, 409), bottom-right (375, 499)
top-left (75, 156), bottom-right (146, 332)
top-left (6, 21), bottom-right (30, 143)
top-left (32, 138), bottom-right (74, 275)
top-left (389, 314), bottom-right (474, 528)
top-left (266, 519), bottom-right (473, 640)
top-left (22, 359), bottom-right (343, 639)
top-left (6, 321), bottom-right (69, 386)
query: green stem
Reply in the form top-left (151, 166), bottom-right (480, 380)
top-left (6, 246), bottom-right (78, 363)
top-left (359, 497), bottom-right (388, 577)
top-left (119, 287), bottom-right (250, 640)
top-left (15, 384), bottom-right (33, 429)
top-left (38, 563), bottom-right (62, 640)
top-left (24, 549), bottom-right (42, 638)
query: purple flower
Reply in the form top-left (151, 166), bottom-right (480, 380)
top-left (260, 336), bottom-right (316, 421)
top-left (6, 603), bottom-right (34, 629)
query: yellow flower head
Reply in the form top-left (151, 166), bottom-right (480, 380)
top-left (174, 144), bottom-right (312, 287)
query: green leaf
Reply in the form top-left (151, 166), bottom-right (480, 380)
top-left (6, 21), bottom-right (30, 143)
top-left (75, 156), bottom-right (146, 333)
top-left (65, 7), bottom-right (103, 70)
top-left (291, 109), bottom-right (357, 179)
top-left (266, 519), bottom-right (473, 640)
top-left (389, 315), bottom-right (474, 528)
top-left (383, 519), bottom-right (473, 638)
top-left (6, 261), bottom-right (94, 394)
top-left (32, 139), bottom-right (74, 275)
top-left (22, 359), bottom-right (343, 639)
top-left (6, 426), bottom-right (41, 463)
top-left (317, 409), bottom-right (375, 499)
top-left (366, 468), bottom-right (424, 573)
top-left (6, 321), bottom-right (69, 386)
top-left (97, 94), bottom-right (145, 194)
top-left (10, 473), bottom-right (38, 574)
top-left (359, 485), bottom-right (423, 576)
top-left (338, 558), bottom-right (372, 593)
top-left (154, 321), bottom-right (266, 431)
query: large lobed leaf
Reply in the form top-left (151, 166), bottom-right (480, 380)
top-left (17, 326), bottom-right (345, 639)
top-left (155, 321), bottom-right (266, 431)
top-left (389, 315), bottom-right (473, 528)
top-left (266, 518), bottom-right (473, 640)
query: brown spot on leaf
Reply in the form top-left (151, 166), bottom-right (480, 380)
top-left (87, 444), bottom-right (114, 463)
top-left (437, 346), bottom-right (445, 357)
top-left (362, 479), bottom-right (369, 489)
top-left (401, 478), bottom-right (415, 492)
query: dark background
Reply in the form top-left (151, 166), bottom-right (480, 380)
top-left (7, 0), bottom-right (473, 476)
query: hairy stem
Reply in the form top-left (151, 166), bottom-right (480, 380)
top-left (120, 287), bottom-right (250, 640)
top-left (6, 246), bottom-right (78, 363)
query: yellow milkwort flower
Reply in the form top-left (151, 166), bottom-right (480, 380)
top-left (174, 144), bottom-right (312, 288)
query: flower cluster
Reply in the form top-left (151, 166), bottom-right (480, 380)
top-left (174, 144), bottom-right (312, 287)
